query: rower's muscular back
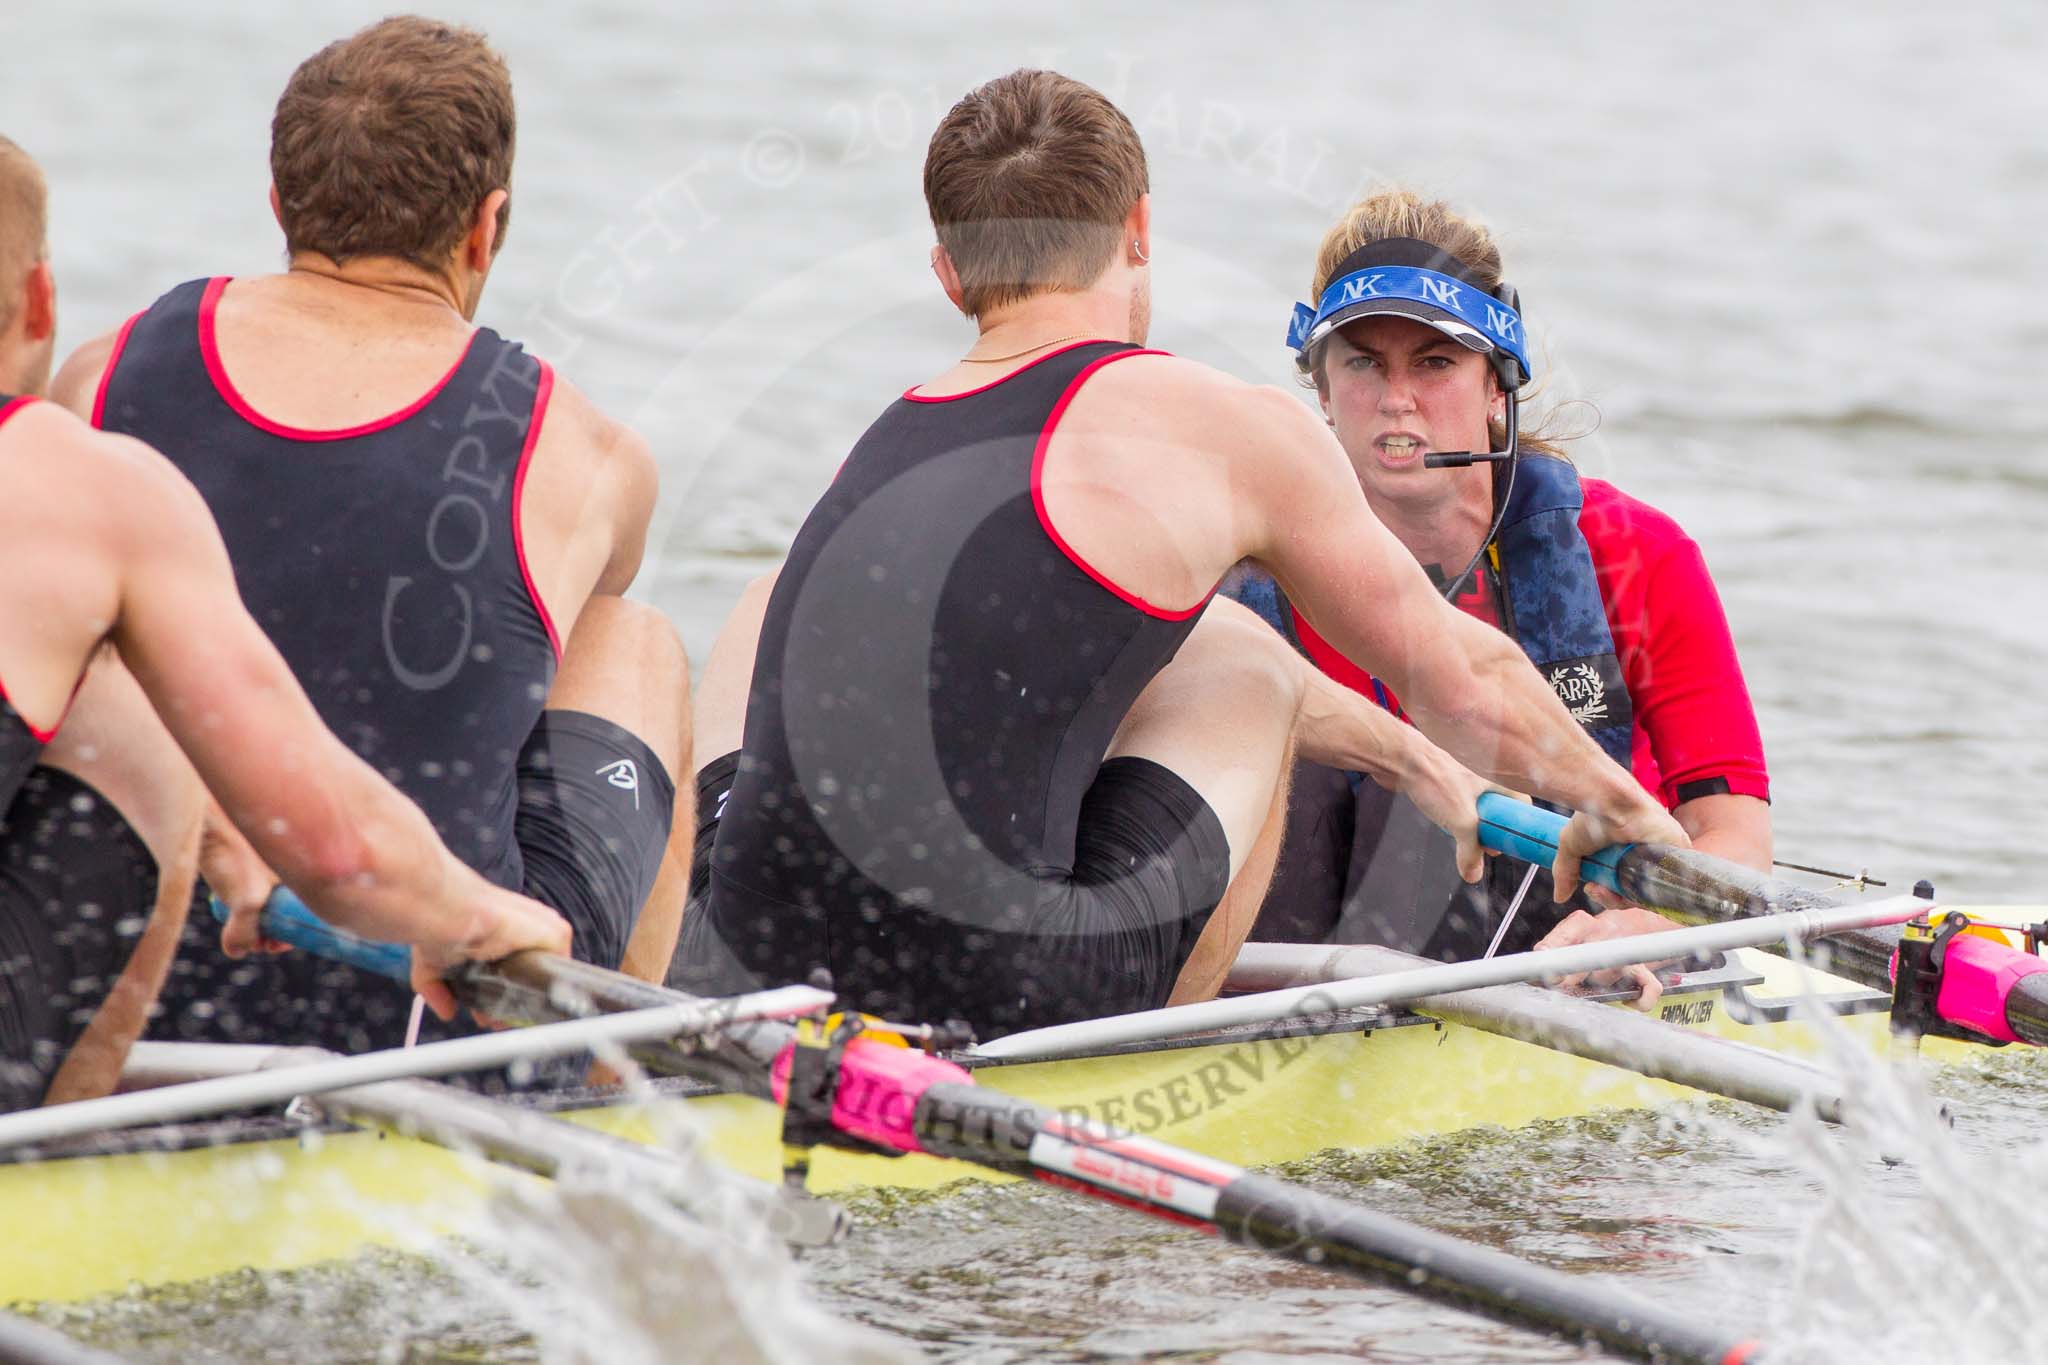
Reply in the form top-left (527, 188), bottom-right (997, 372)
top-left (52, 273), bottom-right (653, 650)
top-left (980, 350), bottom-right (1486, 724)
top-left (1011, 348), bottom-right (1664, 827)
top-left (0, 402), bottom-right (130, 727)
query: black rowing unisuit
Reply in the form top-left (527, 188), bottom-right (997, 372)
top-left (691, 341), bottom-right (1227, 1033)
top-left (0, 392), bottom-right (150, 1116)
top-left (94, 278), bottom-right (560, 884)
top-left (0, 694), bottom-right (41, 818)
top-left (0, 394), bottom-right (47, 812)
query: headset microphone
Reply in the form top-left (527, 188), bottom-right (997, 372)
top-left (1432, 282), bottom-right (1524, 602)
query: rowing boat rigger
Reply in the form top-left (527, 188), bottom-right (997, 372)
top-left (5, 801), bottom-right (2045, 1363)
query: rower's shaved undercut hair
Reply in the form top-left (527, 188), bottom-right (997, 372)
top-left (270, 15), bottom-right (515, 271)
top-left (0, 135), bottom-right (48, 336)
top-left (924, 70), bottom-right (1149, 320)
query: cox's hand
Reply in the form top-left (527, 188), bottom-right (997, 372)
top-left (1533, 905), bottom-right (1684, 1010)
top-left (1553, 792), bottom-right (1689, 904)
top-left (410, 882), bottom-right (572, 1021)
top-left (1405, 747), bottom-right (1499, 884)
top-left (204, 804), bottom-right (288, 959)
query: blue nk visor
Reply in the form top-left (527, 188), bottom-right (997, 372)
top-left (1287, 237), bottom-right (1530, 387)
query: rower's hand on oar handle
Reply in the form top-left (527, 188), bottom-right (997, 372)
top-left (410, 876), bottom-right (572, 1021)
top-left (1533, 905), bottom-right (1685, 1010)
top-left (1401, 747), bottom-right (1499, 884)
top-left (1552, 792), bottom-right (1688, 904)
top-left (203, 803), bottom-right (289, 959)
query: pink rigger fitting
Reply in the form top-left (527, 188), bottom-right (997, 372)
top-left (772, 1036), bottom-right (974, 1155)
top-left (1932, 934), bottom-right (2048, 1044)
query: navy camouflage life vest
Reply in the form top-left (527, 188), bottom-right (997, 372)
top-left (1226, 452), bottom-right (1634, 769)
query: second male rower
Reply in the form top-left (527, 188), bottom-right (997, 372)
top-left (671, 70), bottom-right (1687, 1039)
top-left (56, 17), bottom-right (690, 1053)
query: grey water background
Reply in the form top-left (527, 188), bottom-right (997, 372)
top-left (6, 0), bottom-right (2048, 1360)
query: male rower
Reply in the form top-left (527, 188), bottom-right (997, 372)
top-left (54, 18), bottom-right (690, 1053)
top-left (668, 70), bottom-right (1688, 1039)
top-left (0, 135), bottom-right (570, 1112)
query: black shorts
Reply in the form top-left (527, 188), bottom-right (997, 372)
top-left (512, 709), bottom-right (676, 971)
top-left (671, 754), bottom-right (1231, 1039)
top-left (663, 750), bottom-right (739, 995)
top-left (150, 709), bottom-right (674, 1060)
top-left (0, 769), bottom-right (160, 1113)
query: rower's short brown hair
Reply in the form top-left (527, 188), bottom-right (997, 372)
top-left (923, 70), bottom-right (1149, 319)
top-left (270, 16), bottom-right (515, 270)
top-left (0, 135), bottom-right (48, 335)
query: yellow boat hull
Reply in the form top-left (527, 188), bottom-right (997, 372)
top-left (0, 944), bottom-right (1986, 1306)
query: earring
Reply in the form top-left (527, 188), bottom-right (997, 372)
top-left (1133, 241), bottom-right (1149, 264)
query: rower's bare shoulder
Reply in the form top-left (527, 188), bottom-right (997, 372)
top-left (49, 327), bottom-right (125, 419)
top-left (1105, 355), bottom-right (1323, 452)
top-left (5, 409), bottom-right (212, 570)
top-left (4, 400), bottom-right (122, 480)
top-left (530, 373), bottom-right (656, 499)
top-left (85, 428), bottom-right (219, 542)
top-left (1103, 354), bottom-right (1306, 414)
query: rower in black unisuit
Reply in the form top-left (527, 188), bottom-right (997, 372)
top-left (0, 394), bottom-right (161, 1111)
top-left (92, 280), bottom-right (673, 1057)
top-left (672, 341), bottom-right (1231, 1039)
top-left (0, 394), bottom-right (41, 809)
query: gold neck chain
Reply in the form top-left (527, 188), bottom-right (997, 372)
top-left (960, 332), bottom-right (1096, 364)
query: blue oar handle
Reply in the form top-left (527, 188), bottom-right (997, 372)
top-left (208, 889), bottom-right (415, 984)
top-left (1474, 792), bottom-right (1629, 896)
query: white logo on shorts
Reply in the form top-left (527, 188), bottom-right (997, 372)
top-left (597, 758), bottom-right (641, 809)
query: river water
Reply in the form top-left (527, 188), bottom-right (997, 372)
top-left (5, 0), bottom-right (2047, 1360)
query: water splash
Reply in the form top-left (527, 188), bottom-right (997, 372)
top-left (1751, 1011), bottom-right (2048, 1364)
top-left (451, 1178), bottom-right (912, 1365)
top-left (435, 1046), bottom-right (915, 1365)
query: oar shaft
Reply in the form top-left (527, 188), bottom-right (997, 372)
top-left (219, 891), bottom-right (799, 1095)
top-left (210, 892), bottom-right (412, 981)
top-left (0, 985), bottom-right (827, 1151)
top-left (1229, 942), bottom-right (1849, 1124)
top-left (0, 1314), bottom-right (128, 1365)
top-left (973, 896), bottom-right (1929, 1062)
top-left (448, 950), bottom-right (795, 1100)
top-left (112, 1041), bottom-right (848, 1248)
top-left (1214, 1172), bottom-right (1757, 1364)
top-left (1476, 793), bottom-right (1626, 894)
top-left (312, 1073), bottom-right (849, 1247)
top-left (1475, 793), bottom-right (1902, 991)
top-left (1926, 934), bottom-right (2048, 1047)
top-left (1478, 791), bottom-right (1838, 915)
top-left (907, 1081), bottom-right (1759, 1365)
top-left (2008, 977), bottom-right (2048, 1048)
top-left (238, 899), bottom-right (1767, 1359)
